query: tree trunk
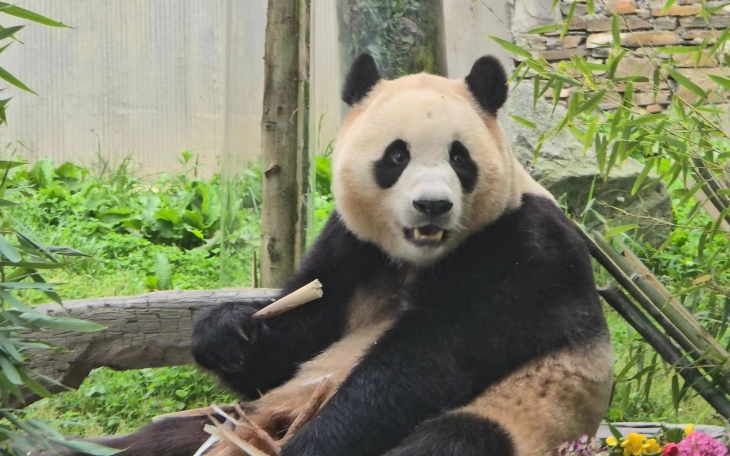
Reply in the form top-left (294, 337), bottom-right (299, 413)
top-left (14, 289), bottom-right (278, 408)
top-left (336, 0), bottom-right (447, 79)
top-left (260, 0), bottom-right (303, 288)
top-left (295, 0), bottom-right (312, 265)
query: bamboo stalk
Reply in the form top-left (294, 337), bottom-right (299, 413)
top-left (574, 223), bottom-right (730, 395)
top-left (590, 230), bottom-right (730, 366)
top-left (575, 223), bottom-right (701, 357)
top-left (598, 283), bottom-right (730, 420)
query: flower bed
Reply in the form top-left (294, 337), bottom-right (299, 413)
top-left (555, 424), bottom-right (728, 456)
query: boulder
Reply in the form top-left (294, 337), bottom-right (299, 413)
top-left (504, 83), bottom-right (673, 244)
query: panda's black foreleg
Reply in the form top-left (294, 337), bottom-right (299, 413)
top-left (382, 412), bottom-right (514, 456)
top-left (191, 213), bottom-right (390, 398)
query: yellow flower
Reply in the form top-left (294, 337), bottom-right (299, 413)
top-left (642, 438), bottom-right (662, 455)
top-left (684, 424), bottom-right (695, 437)
top-left (621, 433), bottom-right (647, 456)
top-left (606, 437), bottom-right (619, 446)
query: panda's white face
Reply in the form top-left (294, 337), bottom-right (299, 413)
top-left (333, 72), bottom-right (517, 265)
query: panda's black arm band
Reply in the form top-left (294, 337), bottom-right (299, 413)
top-left (227, 213), bottom-right (390, 395)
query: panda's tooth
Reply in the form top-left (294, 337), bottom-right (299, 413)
top-left (413, 228), bottom-right (444, 242)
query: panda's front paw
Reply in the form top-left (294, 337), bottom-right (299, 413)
top-left (191, 301), bottom-right (263, 374)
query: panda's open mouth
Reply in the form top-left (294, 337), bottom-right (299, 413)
top-left (404, 225), bottom-right (448, 246)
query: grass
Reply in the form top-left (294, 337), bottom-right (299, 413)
top-left (8, 154), bottom-right (728, 439)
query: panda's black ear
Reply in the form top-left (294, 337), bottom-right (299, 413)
top-left (465, 55), bottom-right (508, 115)
top-left (342, 53), bottom-right (381, 106)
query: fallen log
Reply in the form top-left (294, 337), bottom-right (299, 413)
top-left (17, 288), bottom-right (279, 408)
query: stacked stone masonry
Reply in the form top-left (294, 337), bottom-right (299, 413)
top-left (514, 0), bottom-right (730, 114)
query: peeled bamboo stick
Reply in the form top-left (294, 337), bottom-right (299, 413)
top-left (253, 279), bottom-right (323, 320)
top-left (598, 283), bottom-right (730, 420)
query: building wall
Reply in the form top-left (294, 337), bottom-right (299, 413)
top-left (512, 0), bottom-right (730, 116)
top-left (0, 1), bottom-right (511, 176)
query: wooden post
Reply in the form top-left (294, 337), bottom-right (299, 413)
top-left (261, 0), bottom-right (302, 288)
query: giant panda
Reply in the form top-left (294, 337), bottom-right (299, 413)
top-left (52, 53), bottom-right (614, 456)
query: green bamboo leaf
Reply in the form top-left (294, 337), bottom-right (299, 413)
top-left (0, 159), bottom-right (25, 170)
top-left (708, 1), bottom-right (730, 13)
top-left (0, 198), bottom-right (18, 207)
top-left (661, 0), bottom-right (677, 12)
top-left (52, 439), bottom-right (123, 456)
top-left (0, 290), bottom-right (45, 316)
top-left (0, 25), bottom-right (23, 41)
top-left (607, 423), bottom-right (624, 441)
top-left (527, 24), bottom-right (562, 35)
top-left (19, 371), bottom-right (52, 399)
top-left (708, 26), bottom-right (729, 56)
top-left (0, 234), bottom-right (21, 263)
top-left (46, 246), bottom-right (91, 257)
top-left (0, 41), bottom-right (11, 54)
top-left (0, 65), bottom-right (36, 94)
top-left (631, 159), bottom-right (654, 195)
top-left (1, 281), bottom-right (59, 291)
top-left (487, 35), bottom-right (533, 59)
top-left (605, 224), bottom-right (639, 238)
top-left (611, 15), bottom-right (621, 49)
top-left (0, 333), bottom-right (22, 362)
top-left (509, 114), bottom-right (536, 129)
top-left (561, 2), bottom-right (576, 39)
top-left (671, 374), bottom-right (680, 412)
top-left (666, 67), bottom-right (707, 101)
top-left (31, 272), bottom-right (63, 304)
top-left (658, 46), bottom-right (700, 54)
top-left (0, 355), bottom-right (22, 385)
top-left (587, 0), bottom-right (595, 15)
top-left (707, 74), bottom-right (730, 90)
top-left (0, 3), bottom-right (70, 27)
top-left (577, 89), bottom-right (605, 113)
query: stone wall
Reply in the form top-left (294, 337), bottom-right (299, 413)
top-left (511, 0), bottom-right (730, 114)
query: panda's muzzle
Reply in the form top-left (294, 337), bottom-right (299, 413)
top-left (404, 225), bottom-right (448, 246)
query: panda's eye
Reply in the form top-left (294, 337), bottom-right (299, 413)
top-left (384, 140), bottom-right (410, 166)
top-left (389, 150), bottom-right (408, 164)
top-left (450, 151), bottom-right (465, 165)
top-left (450, 147), bottom-right (467, 166)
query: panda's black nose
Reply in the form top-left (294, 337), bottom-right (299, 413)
top-left (413, 199), bottom-right (453, 216)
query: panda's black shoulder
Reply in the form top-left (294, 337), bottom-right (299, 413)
top-left (281, 211), bottom-right (390, 295)
top-left (512, 193), bottom-right (592, 262)
top-left (429, 192), bottom-right (598, 311)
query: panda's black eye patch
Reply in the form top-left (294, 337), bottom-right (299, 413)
top-left (374, 140), bottom-right (410, 189)
top-left (449, 141), bottom-right (478, 193)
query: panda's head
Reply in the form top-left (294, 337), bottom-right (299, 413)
top-left (333, 54), bottom-right (522, 265)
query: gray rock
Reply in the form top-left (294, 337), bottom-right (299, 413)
top-left (504, 83), bottom-right (673, 244)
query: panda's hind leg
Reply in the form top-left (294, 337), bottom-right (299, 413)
top-left (382, 411), bottom-right (514, 456)
top-left (28, 415), bottom-right (212, 456)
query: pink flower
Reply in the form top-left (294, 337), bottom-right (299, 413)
top-left (663, 443), bottom-right (679, 456)
top-left (677, 431), bottom-right (727, 456)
